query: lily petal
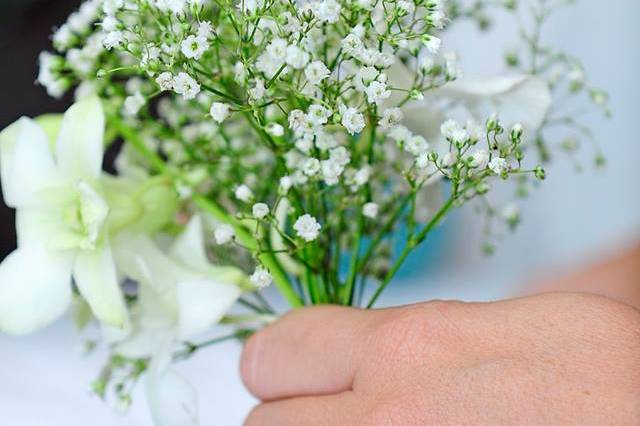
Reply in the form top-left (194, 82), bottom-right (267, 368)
top-left (146, 351), bottom-right (198, 426)
top-left (55, 96), bottom-right (105, 181)
top-left (176, 279), bottom-right (241, 340)
top-left (0, 117), bottom-right (58, 208)
top-left (437, 75), bottom-right (552, 130)
top-left (73, 243), bottom-right (128, 328)
top-left (0, 246), bottom-right (72, 334)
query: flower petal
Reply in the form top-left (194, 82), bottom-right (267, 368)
top-left (175, 279), bottom-right (241, 340)
top-left (0, 246), bottom-right (72, 334)
top-left (437, 75), bottom-right (552, 130)
top-left (169, 215), bottom-right (209, 271)
top-left (146, 351), bottom-right (198, 426)
top-left (55, 96), bottom-right (105, 180)
top-left (73, 243), bottom-right (128, 328)
top-left (0, 117), bottom-right (58, 207)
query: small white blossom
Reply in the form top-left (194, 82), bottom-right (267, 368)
top-left (197, 21), bottom-right (215, 39)
top-left (340, 106), bottom-right (365, 135)
top-left (250, 266), bottom-right (272, 289)
top-left (379, 108), bottom-right (403, 129)
top-left (155, 72), bottom-right (174, 91)
top-left (123, 91), bottom-right (145, 116)
top-left (314, 0), bottom-right (341, 23)
top-left (294, 214), bottom-right (321, 242)
top-left (210, 102), bottom-right (231, 123)
top-left (422, 35), bottom-right (441, 54)
top-left (363, 202), bottom-right (379, 219)
top-left (102, 30), bottom-right (124, 50)
top-left (266, 123), bottom-right (284, 137)
top-left (235, 184), bottom-right (253, 202)
top-left (181, 35), bottom-right (208, 59)
top-left (470, 149), bottom-right (489, 168)
top-left (365, 81), bottom-right (391, 105)
top-left (488, 157), bottom-right (509, 175)
top-left (214, 224), bottom-right (235, 244)
top-left (285, 45), bottom-right (310, 69)
top-left (252, 203), bottom-right (270, 219)
top-left (173, 72), bottom-right (201, 100)
top-left (305, 61), bottom-right (330, 85)
top-left (301, 157), bottom-right (321, 177)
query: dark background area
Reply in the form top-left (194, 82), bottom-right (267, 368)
top-left (0, 0), bottom-right (82, 257)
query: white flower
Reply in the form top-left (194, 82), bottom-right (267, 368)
top-left (488, 157), bottom-right (508, 175)
top-left (53, 24), bottom-right (74, 50)
top-left (250, 266), bottom-right (272, 289)
top-left (249, 79), bottom-right (266, 101)
top-left (181, 35), bottom-right (208, 60)
top-left (101, 15), bottom-right (119, 32)
top-left (470, 149), bottom-right (489, 168)
top-left (307, 104), bottom-right (331, 126)
top-left (214, 224), bottom-right (235, 244)
top-left (173, 72), bottom-right (201, 100)
top-left (235, 184), bottom-right (253, 202)
top-left (365, 81), bottom-right (391, 105)
top-left (110, 216), bottom-right (244, 426)
top-left (440, 119), bottom-right (462, 139)
top-left (314, 0), bottom-right (341, 23)
top-left (379, 108), bottom-right (403, 129)
top-left (285, 45), bottom-right (309, 69)
top-left (415, 152), bottom-right (431, 169)
top-left (404, 135), bottom-right (429, 156)
top-left (340, 106), bottom-right (365, 135)
top-left (301, 157), bottom-right (321, 177)
top-left (305, 61), bottom-right (330, 85)
top-left (103, 0), bottom-right (124, 15)
top-left (155, 72), bottom-right (174, 91)
top-left (0, 97), bottom-right (127, 334)
top-left (209, 102), bottom-right (231, 123)
top-left (266, 123), bottom-right (284, 137)
top-left (294, 214), bottom-right (321, 242)
top-left (123, 91), bottom-right (146, 116)
top-left (422, 35), bottom-right (441, 54)
top-left (252, 203), bottom-right (270, 219)
top-left (341, 34), bottom-right (363, 57)
top-left (329, 146), bottom-right (351, 167)
top-left (102, 30), bottom-right (125, 50)
top-left (321, 159), bottom-right (344, 185)
top-left (363, 202), bottom-right (379, 219)
top-left (197, 21), bottom-right (215, 39)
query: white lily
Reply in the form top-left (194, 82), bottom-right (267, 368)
top-left (110, 215), bottom-right (245, 426)
top-left (0, 97), bottom-right (127, 334)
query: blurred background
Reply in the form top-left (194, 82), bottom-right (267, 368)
top-left (0, 1), bottom-right (638, 425)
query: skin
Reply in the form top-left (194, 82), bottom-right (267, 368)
top-left (240, 247), bottom-right (640, 425)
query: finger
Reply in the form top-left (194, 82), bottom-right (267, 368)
top-left (244, 391), bottom-right (365, 426)
top-left (240, 305), bottom-right (381, 400)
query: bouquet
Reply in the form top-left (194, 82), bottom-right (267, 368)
top-left (0, 0), bottom-right (608, 423)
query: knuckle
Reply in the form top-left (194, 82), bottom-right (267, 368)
top-left (370, 301), bottom-right (462, 359)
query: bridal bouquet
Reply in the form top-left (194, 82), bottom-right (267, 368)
top-left (0, 0), bottom-right (607, 423)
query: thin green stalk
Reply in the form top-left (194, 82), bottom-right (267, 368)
top-left (366, 196), bottom-right (456, 308)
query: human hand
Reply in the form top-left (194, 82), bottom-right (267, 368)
top-left (241, 293), bottom-right (640, 425)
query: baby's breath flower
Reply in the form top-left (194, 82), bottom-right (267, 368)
top-left (235, 184), bottom-right (254, 202)
top-left (214, 224), bottom-right (235, 244)
top-left (252, 203), bottom-right (269, 219)
top-left (340, 106), bottom-right (365, 135)
top-left (210, 102), bottom-right (231, 123)
top-left (155, 72), bottom-right (174, 91)
top-left (123, 92), bottom-right (145, 116)
top-left (173, 72), bottom-right (200, 100)
top-left (489, 157), bottom-right (509, 175)
top-left (294, 214), bottom-right (321, 242)
top-left (305, 61), bottom-right (330, 85)
top-left (250, 266), bottom-right (272, 289)
top-left (181, 35), bottom-right (208, 60)
top-left (363, 202), bottom-right (379, 219)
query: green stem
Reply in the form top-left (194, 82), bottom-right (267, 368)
top-left (366, 195), bottom-right (456, 308)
